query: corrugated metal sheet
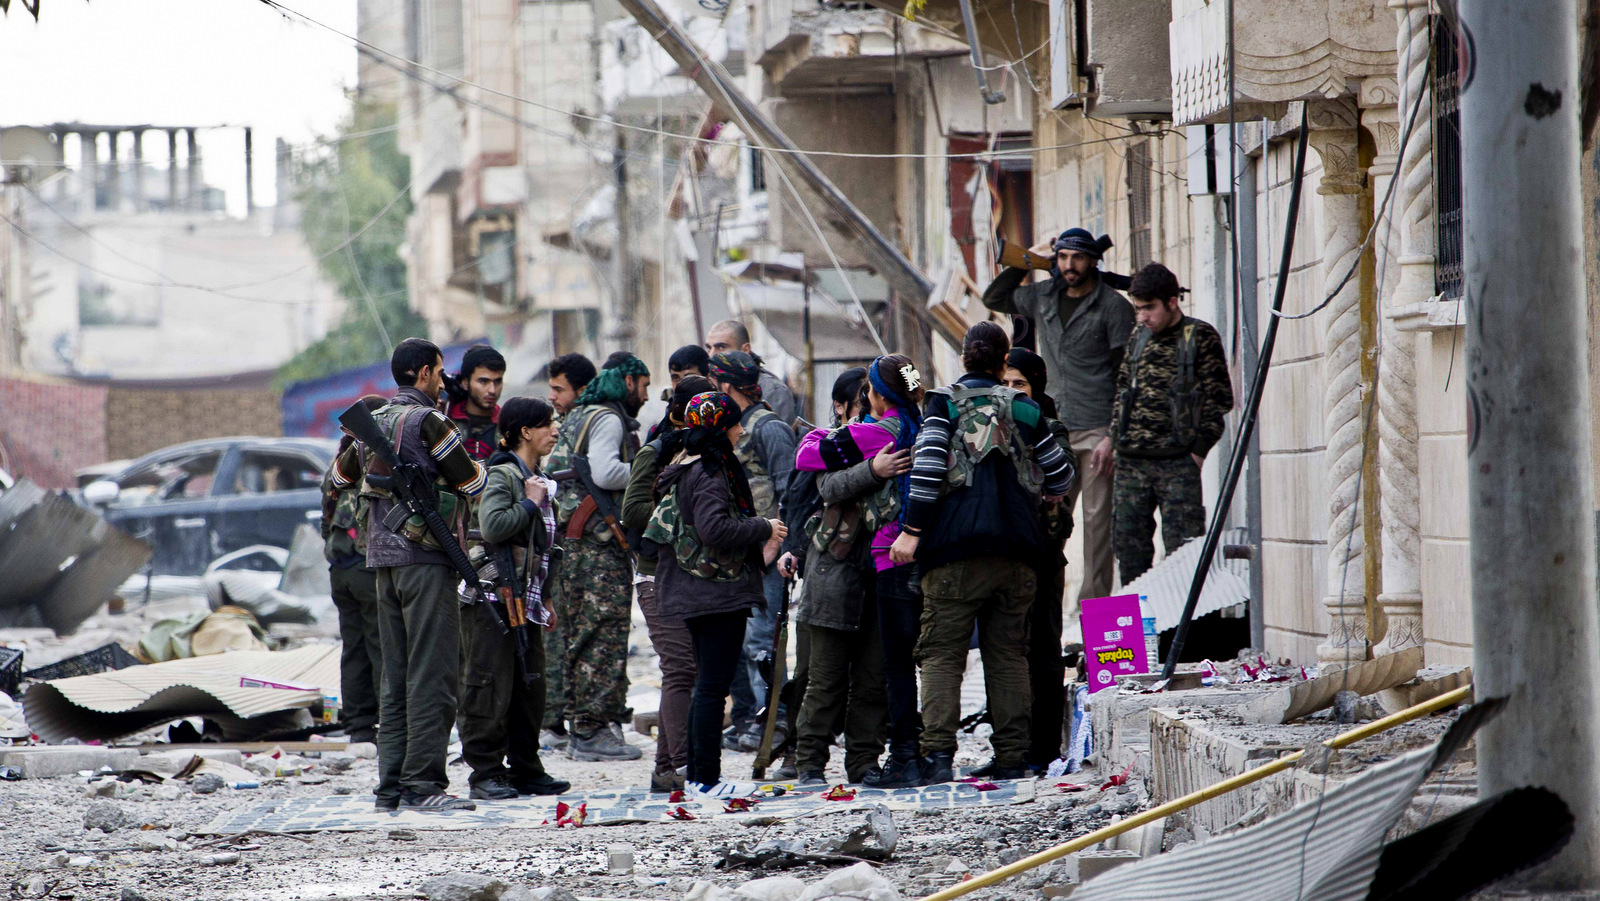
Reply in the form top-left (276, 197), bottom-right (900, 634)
top-left (1121, 528), bottom-right (1250, 633)
top-left (1070, 743), bottom-right (1438, 901)
top-left (23, 643), bottom-right (340, 743)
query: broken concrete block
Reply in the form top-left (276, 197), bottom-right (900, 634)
top-left (1240, 647), bottom-right (1423, 724)
top-left (607, 844), bottom-right (635, 876)
top-left (733, 875), bottom-right (807, 901)
top-left (1378, 665), bottom-right (1473, 715)
top-left (1078, 849), bottom-right (1141, 883)
top-left (420, 873), bottom-right (510, 901)
top-left (522, 890), bottom-right (578, 901)
top-left (1, 747), bottom-right (141, 779)
top-left (83, 800), bottom-right (127, 832)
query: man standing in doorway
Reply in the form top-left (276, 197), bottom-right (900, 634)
top-left (1110, 263), bottom-right (1234, 583)
top-left (546, 351), bottom-right (652, 761)
top-left (710, 350), bottom-right (798, 752)
top-left (705, 319), bottom-right (797, 427)
top-left (983, 228), bottom-right (1134, 602)
top-left (330, 338), bottom-right (488, 811)
top-left (446, 344), bottom-right (507, 463)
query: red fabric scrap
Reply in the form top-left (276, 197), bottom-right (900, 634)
top-left (667, 806), bottom-right (696, 821)
top-left (823, 785), bottom-right (857, 801)
top-left (1056, 782), bottom-right (1089, 792)
top-left (1099, 763), bottom-right (1135, 792)
top-left (724, 797), bottom-right (759, 812)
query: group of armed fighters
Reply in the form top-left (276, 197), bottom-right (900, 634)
top-left (320, 231), bottom-right (1233, 809)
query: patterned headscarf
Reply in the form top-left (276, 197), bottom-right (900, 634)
top-left (682, 391), bottom-right (755, 516)
top-left (573, 353), bottom-right (650, 408)
top-left (709, 351), bottom-right (763, 401)
top-left (867, 356), bottom-right (922, 518)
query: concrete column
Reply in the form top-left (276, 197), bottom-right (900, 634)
top-left (1372, 0), bottom-right (1433, 658)
top-left (106, 130), bottom-right (121, 211)
top-left (131, 129), bottom-right (146, 212)
top-left (243, 127), bottom-right (254, 217)
top-left (166, 129), bottom-right (179, 211)
top-left (81, 131), bottom-right (100, 210)
top-left (1307, 98), bottom-right (1369, 673)
top-left (1462, 0), bottom-right (1600, 888)
top-left (185, 128), bottom-right (201, 211)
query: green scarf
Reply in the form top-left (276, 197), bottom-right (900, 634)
top-left (574, 354), bottom-right (650, 407)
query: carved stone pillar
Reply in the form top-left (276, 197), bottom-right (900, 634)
top-left (1309, 98), bottom-right (1369, 672)
top-left (1372, 0), bottom-right (1435, 657)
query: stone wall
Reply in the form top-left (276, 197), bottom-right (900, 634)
top-left (104, 386), bottom-right (282, 461)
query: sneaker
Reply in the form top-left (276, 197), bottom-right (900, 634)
top-left (540, 729), bottom-right (569, 751)
top-left (771, 762), bottom-right (798, 781)
top-left (469, 776), bottom-right (519, 801)
top-left (567, 728), bottom-right (644, 761)
top-left (512, 773), bottom-right (571, 796)
top-left (399, 789), bottom-right (476, 812)
top-left (650, 768), bottom-right (685, 794)
top-left (687, 779), bottom-right (758, 799)
top-left (862, 755), bottom-right (922, 789)
top-left (722, 724), bottom-right (745, 751)
top-left (920, 752), bottom-right (955, 786)
top-left (374, 796), bottom-right (399, 811)
top-left (794, 770), bottom-right (827, 784)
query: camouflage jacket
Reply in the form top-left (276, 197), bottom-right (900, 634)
top-left (547, 402), bottom-right (639, 543)
top-left (320, 466), bottom-right (367, 568)
top-left (1111, 316), bottom-right (1234, 459)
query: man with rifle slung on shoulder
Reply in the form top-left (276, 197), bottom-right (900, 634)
top-left (457, 396), bottom-right (571, 801)
top-left (330, 338), bottom-right (490, 812)
top-left (546, 351), bottom-right (652, 762)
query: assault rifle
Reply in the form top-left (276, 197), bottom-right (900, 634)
top-left (488, 541), bottom-right (539, 686)
top-left (548, 457), bottom-right (632, 556)
top-left (751, 574), bottom-right (794, 779)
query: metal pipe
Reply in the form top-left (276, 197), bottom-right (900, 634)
top-left (1461, 0), bottom-right (1600, 888)
top-left (1236, 129), bottom-right (1263, 651)
top-left (918, 685), bottom-right (1475, 901)
top-left (956, 0), bottom-right (1005, 105)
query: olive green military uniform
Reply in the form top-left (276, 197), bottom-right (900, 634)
top-left (545, 401), bottom-right (639, 739)
top-left (321, 467), bottom-right (383, 743)
top-left (458, 460), bottom-right (557, 789)
top-left (330, 388), bottom-right (488, 805)
top-left (1110, 316), bottom-right (1234, 582)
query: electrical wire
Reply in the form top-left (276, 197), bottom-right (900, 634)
top-left (250, 0), bottom-right (1192, 165)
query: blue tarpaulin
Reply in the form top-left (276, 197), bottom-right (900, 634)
top-left (281, 342), bottom-right (480, 438)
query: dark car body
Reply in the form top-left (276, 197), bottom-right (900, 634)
top-left (87, 437), bottom-right (339, 575)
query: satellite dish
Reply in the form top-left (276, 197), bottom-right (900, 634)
top-left (0, 126), bottom-right (64, 185)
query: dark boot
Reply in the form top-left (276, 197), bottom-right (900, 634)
top-left (862, 754), bottom-right (922, 788)
top-left (972, 759), bottom-right (1032, 780)
top-left (920, 752), bottom-right (955, 786)
top-left (512, 773), bottom-right (571, 796)
top-left (469, 775), bottom-right (519, 801)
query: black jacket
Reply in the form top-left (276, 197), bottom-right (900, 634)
top-left (654, 457), bottom-right (772, 620)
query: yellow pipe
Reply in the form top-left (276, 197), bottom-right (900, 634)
top-left (918, 684), bottom-right (1474, 901)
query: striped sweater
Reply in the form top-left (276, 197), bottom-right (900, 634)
top-left (903, 373), bottom-right (1076, 563)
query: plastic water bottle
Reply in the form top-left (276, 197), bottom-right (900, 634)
top-left (1140, 595), bottom-right (1160, 671)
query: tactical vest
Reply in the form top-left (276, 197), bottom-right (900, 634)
top-left (358, 403), bottom-right (466, 556)
top-left (732, 405), bottom-right (781, 519)
top-left (548, 403), bottom-right (637, 542)
top-left (926, 384), bottom-right (1046, 498)
top-left (643, 456), bottom-right (748, 582)
top-left (1118, 319), bottom-right (1203, 450)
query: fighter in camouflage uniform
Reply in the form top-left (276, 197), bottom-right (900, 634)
top-left (708, 351), bottom-right (798, 751)
top-left (1110, 263), bottom-right (1235, 583)
top-left (546, 352), bottom-right (651, 761)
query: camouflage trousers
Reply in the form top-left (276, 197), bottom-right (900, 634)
top-left (1113, 455), bottom-right (1205, 584)
top-left (546, 536), bottom-right (634, 736)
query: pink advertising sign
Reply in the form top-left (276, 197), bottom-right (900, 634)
top-left (1080, 593), bottom-right (1149, 692)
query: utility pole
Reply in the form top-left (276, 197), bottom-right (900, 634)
top-left (1462, 0), bottom-right (1600, 889)
top-left (610, 129), bottom-right (636, 349)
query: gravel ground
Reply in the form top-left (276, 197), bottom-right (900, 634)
top-left (0, 733), bottom-right (1126, 901)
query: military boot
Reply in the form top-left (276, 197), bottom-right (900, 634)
top-left (567, 727), bottom-right (643, 761)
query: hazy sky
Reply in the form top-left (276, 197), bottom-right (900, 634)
top-left (0, 0), bottom-right (359, 215)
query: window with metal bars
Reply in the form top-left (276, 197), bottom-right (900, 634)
top-left (1127, 139), bottom-right (1152, 269)
top-left (1433, 17), bottom-right (1463, 299)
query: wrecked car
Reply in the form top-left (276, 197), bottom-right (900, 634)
top-left (81, 437), bottom-right (338, 575)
